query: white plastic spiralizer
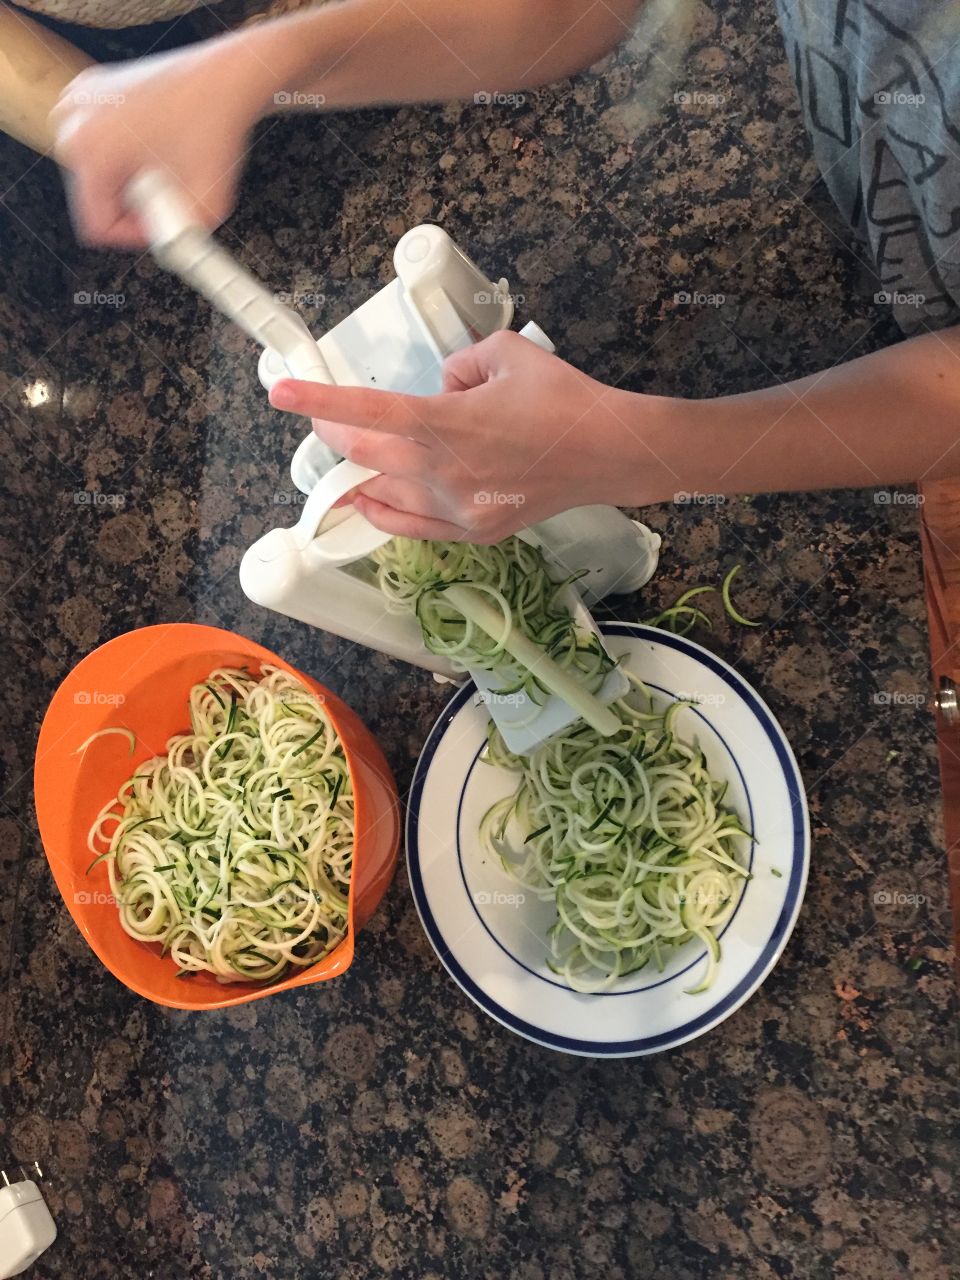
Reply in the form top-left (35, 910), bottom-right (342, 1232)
top-left (127, 173), bottom-right (661, 753)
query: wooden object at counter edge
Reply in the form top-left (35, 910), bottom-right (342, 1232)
top-left (918, 478), bottom-right (960, 976)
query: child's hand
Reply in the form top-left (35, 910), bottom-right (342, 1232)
top-left (270, 331), bottom-right (672, 542)
top-left (50, 43), bottom-right (264, 247)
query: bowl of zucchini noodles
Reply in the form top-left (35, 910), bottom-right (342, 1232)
top-left (35, 623), bottom-right (400, 1009)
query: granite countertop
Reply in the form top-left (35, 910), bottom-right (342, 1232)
top-left (0, 1), bottom-right (956, 1277)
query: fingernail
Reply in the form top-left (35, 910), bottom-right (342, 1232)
top-left (270, 382), bottom-right (297, 410)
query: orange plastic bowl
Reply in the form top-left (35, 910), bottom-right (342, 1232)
top-left (35, 623), bottom-right (400, 1010)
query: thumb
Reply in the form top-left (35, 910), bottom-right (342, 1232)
top-left (61, 168), bottom-right (144, 247)
top-left (441, 329), bottom-right (530, 392)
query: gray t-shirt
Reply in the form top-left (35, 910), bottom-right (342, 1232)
top-left (775, 0), bottom-right (960, 333)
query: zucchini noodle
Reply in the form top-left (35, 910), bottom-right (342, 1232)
top-left (86, 665), bottom-right (353, 983)
top-left (371, 537), bottom-right (615, 701)
top-left (646, 564), bottom-right (760, 635)
top-left (721, 564), bottom-right (761, 627)
top-left (75, 727), bottom-right (136, 756)
top-left (481, 677), bottom-right (751, 993)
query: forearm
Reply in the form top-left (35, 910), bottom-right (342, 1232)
top-left (627, 327), bottom-right (960, 503)
top-left (0, 5), bottom-right (93, 152)
top-left (216, 0), bottom-right (640, 115)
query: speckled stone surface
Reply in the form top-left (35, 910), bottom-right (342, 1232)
top-left (1, 2), bottom-right (958, 1278)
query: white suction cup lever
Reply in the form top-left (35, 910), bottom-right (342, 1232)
top-left (291, 460), bottom-right (390, 566)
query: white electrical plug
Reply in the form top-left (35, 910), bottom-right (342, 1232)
top-left (0, 1168), bottom-right (56, 1279)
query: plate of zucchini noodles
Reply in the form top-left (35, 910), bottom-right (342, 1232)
top-left (407, 622), bottom-right (809, 1057)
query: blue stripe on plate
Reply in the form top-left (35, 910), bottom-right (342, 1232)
top-left (406, 623), bottom-right (809, 1056)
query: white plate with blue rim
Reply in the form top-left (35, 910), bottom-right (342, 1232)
top-left (406, 622), bottom-right (810, 1057)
